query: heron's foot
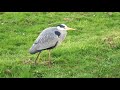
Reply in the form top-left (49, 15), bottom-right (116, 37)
top-left (34, 59), bottom-right (41, 65)
top-left (40, 61), bottom-right (52, 67)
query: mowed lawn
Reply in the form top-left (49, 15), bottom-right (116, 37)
top-left (0, 12), bottom-right (120, 78)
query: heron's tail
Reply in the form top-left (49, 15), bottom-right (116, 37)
top-left (29, 44), bottom-right (42, 54)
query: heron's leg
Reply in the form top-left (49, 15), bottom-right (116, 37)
top-left (35, 52), bottom-right (40, 65)
top-left (48, 50), bottom-right (51, 66)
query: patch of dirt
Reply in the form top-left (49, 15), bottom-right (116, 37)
top-left (102, 32), bottom-right (120, 48)
top-left (4, 69), bottom-right (12, 76)
top-left (20, 59), bottom-right (34, 65)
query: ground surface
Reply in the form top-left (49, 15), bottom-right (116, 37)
top-left (0, 12), bottom-right (120, 78)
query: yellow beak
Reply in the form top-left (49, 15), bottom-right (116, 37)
top-left (66, 27), bottom-right (76, 30)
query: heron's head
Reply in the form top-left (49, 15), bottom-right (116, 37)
top-left (57, 24), bottom-right (75, 31)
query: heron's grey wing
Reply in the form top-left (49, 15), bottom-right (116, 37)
top-left (36, 32), bottom-right (59, 50)
top-left (29, 28), bottom-right (59, 54)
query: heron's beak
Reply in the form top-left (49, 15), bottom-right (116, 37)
top-left (66, 27), bottom-right (76, 30)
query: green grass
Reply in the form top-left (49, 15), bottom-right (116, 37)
top-left (0, 12), bottom-right (120, 78)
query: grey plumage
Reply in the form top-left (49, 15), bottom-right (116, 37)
top-left (29, 27), bottom-right (67, 54)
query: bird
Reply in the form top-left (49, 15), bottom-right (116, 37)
top-left (29, 24), bottom-right (75, 66)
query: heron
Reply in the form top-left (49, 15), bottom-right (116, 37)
top-left (29, 24), bottom-right (75, 66)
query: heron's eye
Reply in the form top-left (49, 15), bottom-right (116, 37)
top-left (58, 25), bottom-right (65, 28)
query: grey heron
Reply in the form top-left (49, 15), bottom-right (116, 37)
top-left (29, 24), bottom-right (75, 66)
